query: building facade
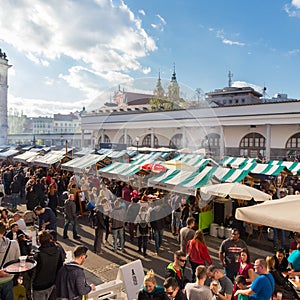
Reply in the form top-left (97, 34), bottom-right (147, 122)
top-left (0, 49), bottom-right (11, 145)
top-left (81, 100), bottom-right (300, 161)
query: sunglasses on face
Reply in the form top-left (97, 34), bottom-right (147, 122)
top-left (179, 259), bottom-right (187, 263)
top-left (166, 290), bottom-right (175, 295)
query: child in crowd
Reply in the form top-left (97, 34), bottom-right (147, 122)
top-left (235, 275), bottom-right (249, 300)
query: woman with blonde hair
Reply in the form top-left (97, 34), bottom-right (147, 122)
top-left (137, 269), bottom-right (168, 300)
top-left (186, 229), bottom-right (212, 282)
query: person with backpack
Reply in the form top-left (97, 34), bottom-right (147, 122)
top-left (135, 206), bottom-right (150, 257)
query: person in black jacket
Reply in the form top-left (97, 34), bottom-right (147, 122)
top-left (31, 230), bottom-right (63, 300)
top-left (274, 249), bottom-right (289, 273)
top-left (93, 198), bottom-right (107, 255)
top-left (10, 177), bottom-right (20, 211)
top-left (5, 223), bottom-right (28, 241)
top-left (163, 277), bottom-right (187, 300)
top-left (56, 245), bottom-right (95, 299)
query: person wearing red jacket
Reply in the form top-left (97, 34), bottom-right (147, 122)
top-left (186, 230), bottom-right (212, 282)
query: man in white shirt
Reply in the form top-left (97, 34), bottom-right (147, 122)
top-left (12, 212), bottom-right (26, 231)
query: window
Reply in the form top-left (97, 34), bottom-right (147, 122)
top-left (99, 134), bottom-right (110, 144)
top-left (240, 132), bottom-right (265, 158)
top-left (201, 133), bottom-right (220, 158)
top-left (119, 134), bottom-right (133, 146)
top-left (142, 134), bottom-right (158, 147)
top-left (169, 134), bottom-right (183, 149)
top-left (286, 133), bottom-right (300, 157)
top-left (229, 100), bottom-right (233, 104)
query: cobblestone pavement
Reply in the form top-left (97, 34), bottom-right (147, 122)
top-left (3, 199), bottom-right (276, 287)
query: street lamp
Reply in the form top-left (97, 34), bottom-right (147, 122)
top-left (135, 136), bottom-right (140, 153)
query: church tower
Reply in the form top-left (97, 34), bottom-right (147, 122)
top-left (153, 71), bottom-right (165, 98)
top-left (0, 49), bottom-right (11, 145)
top-left (168, 63), bottom-right (180, 102)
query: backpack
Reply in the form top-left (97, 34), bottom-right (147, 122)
top-left (138, 215), bottom-right (148, 235)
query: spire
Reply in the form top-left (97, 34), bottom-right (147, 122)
top-left (168, 63), bottom-right (180, 101)
top-left (154, 70), bottom-right (165, 98)
top-left (171, 63), bottom-right (177, 82)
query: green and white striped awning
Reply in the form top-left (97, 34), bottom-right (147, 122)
top-left (220, 157), bottom-right (257, 168)
top-left (171, 154), bottom-right (215, 169)
top-left (131, 153), bottom-right (162, 166)
top-left (240, 162), bottom-right (285, 176)
top-left (61, 154), bottom-right (107, 173)
top-left (268, 160), bottom-right (300, 175)
top-left (213, 167), bottom-right (250, 183)
top-left (98, 162), bottom-right (142, 182)
top-left (148, 166), bottom-right (217, 196)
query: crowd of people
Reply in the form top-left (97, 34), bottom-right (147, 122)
top-left (138, 228), bottom-right (300, 300)
top-left (0, 161), bottom-right (300, 300)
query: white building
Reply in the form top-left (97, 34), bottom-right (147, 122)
top-left (81, 98), bottom-right (300, 161)
top-left (0, 49), bottom-right (11, 145)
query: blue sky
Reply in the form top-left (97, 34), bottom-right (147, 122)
top-left (1, 0), bottom-right (300, 116)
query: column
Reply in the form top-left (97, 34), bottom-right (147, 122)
top-left (266, 124), bottom-right (271, 161)
top-left (91, 131), bottom-right (95, 148)
top-left (101, 129), bottom-right (104, 144)
top-left (124, 128), bottom-right (127, 145)
top-left (182, 127), bottom-right (187, 148)
top-left (81, 129), bottom-right (85, 148)
top-left (150, 128), bottom-right (154, 148)
top-left (219, 125), bottom-right (225, 159)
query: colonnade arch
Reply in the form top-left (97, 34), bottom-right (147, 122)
top-left (239, 132), bottom-right (265, 158)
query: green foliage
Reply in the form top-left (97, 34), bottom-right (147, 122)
top-left (149, 98), bottom-right (181, 112)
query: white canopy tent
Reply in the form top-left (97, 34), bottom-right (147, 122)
top-left (200, 182), bottom-right (272, 202)
top-left (235, 195), bottom-right (300, 232)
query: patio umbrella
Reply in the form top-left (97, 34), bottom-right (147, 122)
top-left (140, 163), bottom-right (167, 173)
top-left (235, 195), bottom-right (300, 232)
top-left (200, 182), bottom-right (272, 202)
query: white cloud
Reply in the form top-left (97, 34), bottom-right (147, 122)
top-left (142, 67), bottom-right (151, 74)
top-left (0, 0), bottom-right (159, 116)
top-left (232, 81), bottom-right (263, 93)
top-left (288, 48), bottom-right (300, 55)
top-left (26, 52), bottom-right (49, 66)
top-left (222, 39), bottom-right (245, 46)
top-left (211, 28), bottom-right (245, 46)
top-left (284, 1), bottom-right (300, 17)
top-left (157, 14), bottom-right (166, 25)
top-left (8, 94), bottom-right (88, 117)
top-left (0, 0), bottom-right (157, 81)
top-left (292, 0), bottom-right (300, 8)
top-left (59, 66), bottom-right (133, 100)
top-left (151, 14), bottom-right (167, 32)
top-left (139, 9), bottom-right (145, 16)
